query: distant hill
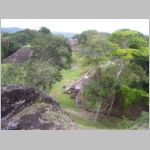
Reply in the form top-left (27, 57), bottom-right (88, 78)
top-left (99, 32), bottom-right (111, 38)
top-left (53, 32), bottom-right (76, 39)
top-left (1, 27), bottom-right (24, 33)
top-left (1, 27), bottom-right (76, 38)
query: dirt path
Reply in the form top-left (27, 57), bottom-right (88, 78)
top-left (64, 107), bottom-right (95, 121)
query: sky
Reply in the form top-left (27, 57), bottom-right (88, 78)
top-left (1, 19), bottom-right (149, 35)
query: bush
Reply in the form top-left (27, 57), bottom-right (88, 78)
top-left (1, 61), bottom-right (62, 94)
top-left (118, 111), bottom-right (149, 129)
top-left (24, 61), bottom-right (62, 92)
top-left (1, 63), bottom-right (26, 85)
top-left (136, 111), bottom-right (149, 124)
top-left (118, 117), bottom-right (135, 129)
top-left (119, 85), bottom-right (149, 108)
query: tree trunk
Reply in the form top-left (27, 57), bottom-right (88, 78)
top-left (107, 97), bottom-right (115, 116)
top-left (94, 101), bottom-right (101, 123)
top-left (117, 61), bottom-right (124, 79)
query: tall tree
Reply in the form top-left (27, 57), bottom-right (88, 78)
top-left (76, 30), bottom-right (116, 122)
top-left (31, 33), bottom-right (72, 69)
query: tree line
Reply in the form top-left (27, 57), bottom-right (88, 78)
top-left (73, 29), bottom-right (149, 120)
top-left (1, 27), bottom-right (149, 120)
top-left (2, 27), bottom-right (72, 93)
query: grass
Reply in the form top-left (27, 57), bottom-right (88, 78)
top-left (50, 67), bottom-right (87, 108)
top-left (69, 113), bottom-right (121, 129)
top-left (117, 112), bottom-right (149, 129)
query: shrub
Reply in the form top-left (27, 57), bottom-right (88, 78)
top-left (136, 111), bottom-right (149, 124)
top-left (1, 61), bottom-right (62, 94)
top-left (118, 117), bottom-right (135, 129)
top-left (119, 85), bottom-right (149, 108)
top-left (24, 61), bottom-right (62, 92)
top-left (1, 63), bottom-right (26, 85)
top-left (118, 111), bottom-right (149, 129)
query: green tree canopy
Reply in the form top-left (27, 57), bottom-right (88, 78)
top-left (38, 27), bottom-right (51, 34)
top-left (31, 33), bottom-right (72, 69)
top-left (110, 29), bottom-right (148, 49)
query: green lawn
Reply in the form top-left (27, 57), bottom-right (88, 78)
top-left (49, 67), bottom-right (87, 108)
top-left (69, 113), bottom-right (121, 129)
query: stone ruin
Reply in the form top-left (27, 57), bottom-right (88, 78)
top-left (1, 86), bottom-right (40, 118)
top-left (64, 69), bottom-right (96, 104)
top-left (1, 86), bottom-right (78, 130)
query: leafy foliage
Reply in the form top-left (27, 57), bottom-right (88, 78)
top-left (119, 85), bottom-right (149, 108)
top-left (110, 29), bottom-right (148, 49)
top-left (31, 34), bottom-right (72, 69)
top-left (77, 29), bottom-right (149, 117)
top-left (24, 61), bottom-right (62, 91)
top-left (1, 61), bottom-right (62, 93)
top-left (136, 111), bottom-right (149, 124)
top-left (118, 116), bottom-right (135, 129)
top-left (11, 29), bottom-right (38, 46)
top-left (1, 27), bottom-right (149, 122)
top-left (1, 63), bottom-right (26, 85)
top-left (1, 35), bottom-right (20, 60)
top-left (109, 29), bottom-right (149, 109)
top-left (77, 30), bottom-right (116, 67)
top-left (118, 111), bottom-right (149, 129)
top-left (1, 29), bottom-right (38, 60)
top-left (1, 27), bottom-right (72, 94)
top-left (82, 66), bottom-right (116, 110)
top-left (119, 63), bottom-right (148, 88)
top-left (38, 27), bottom-right (51, 34)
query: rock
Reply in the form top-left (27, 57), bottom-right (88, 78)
top-left (1, 118), bottom-right (18, 130)
top-left (1, 103), bottom-right (78, 130)
top-left (43, 96), bottom-right (60, 107)
top-left (1, 86), bottom-right (79, 130)
top-left (63, 85), bottom-right (66, 89)
top-left (64, 69), bottom-right (96, 104)
top-left (1, 86), bottom-right (40, 118)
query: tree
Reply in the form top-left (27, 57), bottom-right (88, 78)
top-left (11, 29), bottom-right (38, 46)
top-left (1, 61), bottom-right (62, 94)
top-left (24, 60), bottom-right (62, 93)
top-left (76, 30), bottom-right (117, 122)
top-left (77, 30), bottom-right (116, 67)
top-left (31, 33), bottom-right (72, 69)
top-left (77, 29), bottom-right (149, 121)
top-left (2, 27), bottom-right (72, 94)
top-left (38, 27), bottom-right (51, 34)
top-left (1, 63), bottom-right (26, 85)
top-left (1, 29), bottom-right (38, 60)
top-left (1, 34), bottom-right (20, 60)
top-left (110, 29), bottom-right (149, 111)
top-left (110, 29), bottom-right (148, 49)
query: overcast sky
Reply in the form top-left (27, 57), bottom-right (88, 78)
top-left (1, 19), bottom-right (149, 35)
